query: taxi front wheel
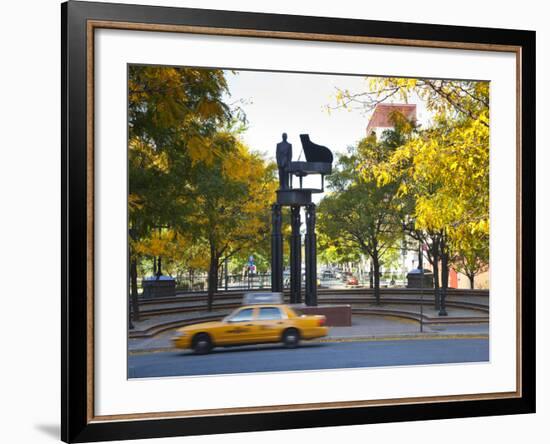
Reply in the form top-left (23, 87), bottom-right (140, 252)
top-left (192, 333), bottom-right (212, 355)
top-left (282, 328), bottom-right (300, 348)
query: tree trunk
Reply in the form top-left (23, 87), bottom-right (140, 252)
top-left (468, 273), bottom-right (475, 289)
top-left (369, 262), bottom-right (374, 289)
top-left (441, 245), bottom-right (449, 303)
top-left (373, 256), bottom-right (381, 305)
top-left (130, 256), bottom-right (140, 323)
top-left (207, 245), bottom-right (219, 312)
top-left (431, 239), bottom-right (440, 309)
top-left (441, 254), bottom-right (449, 289)
top-left (440, 244), bottom-right (449, 315)
top-left (157, 256), bottom-right (162, 277)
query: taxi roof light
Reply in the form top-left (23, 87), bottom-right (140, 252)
top-left (242, 292), bottom-right (283, 305)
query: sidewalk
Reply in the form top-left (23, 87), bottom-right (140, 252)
top-left (327, 315), bottom-right (489, 338)
top-left (128, 313), bottom-right (488, 354)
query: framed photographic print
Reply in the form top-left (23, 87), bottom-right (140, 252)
top-left (62, 0), bottom-right (535, 442)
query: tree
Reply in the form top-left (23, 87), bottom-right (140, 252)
top-left (185, 144), bottom-right (277, 310)
top-left (331, 77), bottom-right (489, 127)
top-left (128, 65), bottom-right (235, 231)
top-left (318, 232), bottom-right (362, 269)
top-left (318, 129), bottom-right (406, 305)
top-left (127, 66), bottom-right (240, 319)
top-left (451, 226), bottom-right (489, 289)
top-left (349, 79), bottom-right (490, 309)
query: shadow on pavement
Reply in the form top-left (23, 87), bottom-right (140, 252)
top-left (177, 342), bottom-right (327, 357)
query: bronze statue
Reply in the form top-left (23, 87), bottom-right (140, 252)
top-left (272, 132), bottom-right (334, 307)
top-left (276, 133), bottom-right (292, 190)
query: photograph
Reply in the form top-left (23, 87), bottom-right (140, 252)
top-left (57, 0), bottom-right (536, 441)
top-left (127, 65), bottom-right (490, 378)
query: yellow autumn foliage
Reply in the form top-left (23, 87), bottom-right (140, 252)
top-left (340, 77), bottom-right (490, 270)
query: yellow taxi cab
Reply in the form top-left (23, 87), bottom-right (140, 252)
top-left (172, 294), bottom-right (328, 354)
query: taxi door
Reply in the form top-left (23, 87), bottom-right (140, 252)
top-left (218, 307), bottom-right (258, 345)
top-left (252, 306), bottom-right (288, 343)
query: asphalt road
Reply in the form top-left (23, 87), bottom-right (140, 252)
top-left (128, 338), bottom-right (489, 378)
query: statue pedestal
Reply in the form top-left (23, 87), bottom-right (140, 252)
top-left (291, 304), bottom-right (352, 326)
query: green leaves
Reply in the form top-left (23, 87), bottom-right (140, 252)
top-left (318, 127), bottom-right (406, 266)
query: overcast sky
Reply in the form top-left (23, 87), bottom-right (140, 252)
top-left (225, 69), bottom-right (431, 163)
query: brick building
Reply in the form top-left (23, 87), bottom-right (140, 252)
top-left (366, 103), bottom-right (417, 136)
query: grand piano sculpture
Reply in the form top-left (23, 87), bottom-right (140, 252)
top-left (271, 133), bottom-right (334, 307)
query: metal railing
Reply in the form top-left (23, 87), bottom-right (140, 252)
top-left (139, 271), bottom-right (409, 293)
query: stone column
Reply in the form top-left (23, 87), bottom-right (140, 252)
top-left (270, 204), bottom-right (283, 293)
top-left (305, 203), bottom-right (317, 306)
top-left (290, 205), bottom-right (302, 304)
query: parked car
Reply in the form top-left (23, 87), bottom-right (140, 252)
top-left (172, 304), bottom-right (328, 354)
top-left (321, 270), bottom-right (336, 279)
top-left (340, 271), bottom-right (352, 282)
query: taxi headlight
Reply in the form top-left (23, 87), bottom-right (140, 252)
top-left (173, 331), bottom-right (187, 338)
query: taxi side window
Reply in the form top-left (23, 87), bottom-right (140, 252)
top-left (258, 307), bottom-right (283, 321)
top-left (228, 308), bottom-right (254, 322)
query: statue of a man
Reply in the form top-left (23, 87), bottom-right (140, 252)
top-left (276, 133), bottom-right (292, 190)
